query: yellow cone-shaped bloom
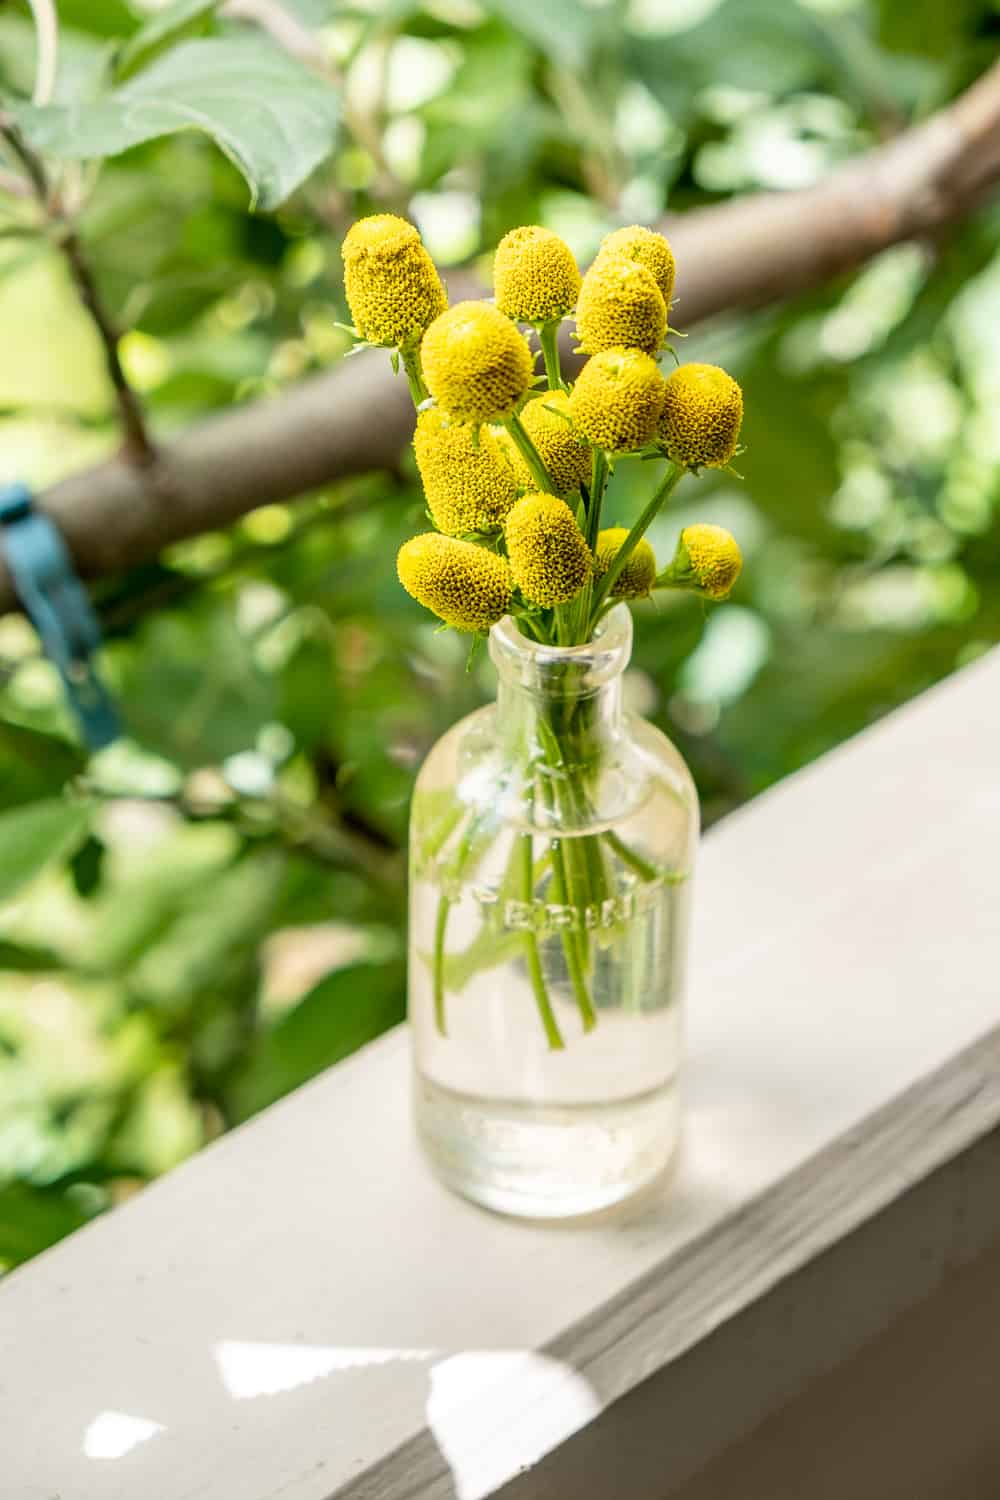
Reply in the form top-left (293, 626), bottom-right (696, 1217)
top-left (594, 528), bottom-right (657, 599)
top-left (499, 391), bottom-right (591, 497)
top-left (493, 225), bottom-right (581, 324)
top-left (668, 524), bottom-right (742, 599)
top-left (397, 533), bottom-right (512, 631)
top-left (342, 215), bottom-right (447, 348)
top-left (505, 494), bottom-right (592, 606)
top-left (575, 253), bottom-right (666, 356)
top-left (659, 363), bottom-right (744, 469)
top-left (597, 225), bottom-right (676, 305)
top-left (568, 347), bottom-right (666, 453)
top-left (491, 427), bottom-right (527, 488)
top-left (414, 410), bottom-right (520, 535)
top-left (422, 301), bottom-right (535, 423)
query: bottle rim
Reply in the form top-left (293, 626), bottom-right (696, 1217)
top-left (488, 603), bottom-right (632, 691)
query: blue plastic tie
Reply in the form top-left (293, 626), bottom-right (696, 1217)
top-left (0, 482), bottom-right (121, 750)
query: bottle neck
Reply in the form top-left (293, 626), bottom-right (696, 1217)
top-left (496, 673), bottom-right (624, 766)
top-left (489, 607), bottom-right (632, 770)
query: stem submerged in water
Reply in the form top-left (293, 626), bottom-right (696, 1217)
top-left (518, 821), bottom-right (565, 1050)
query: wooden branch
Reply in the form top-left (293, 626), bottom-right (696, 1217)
top-left (2, 61), bottom-right (1000, 614)
top-left (666, 58), bottom-right (1000, 323)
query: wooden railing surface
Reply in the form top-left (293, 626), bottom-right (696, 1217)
top-left (3, 648), bottom-right (1000, 1500)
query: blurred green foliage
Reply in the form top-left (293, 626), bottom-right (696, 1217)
top-left (1, 0), bottom-right (998, 1269)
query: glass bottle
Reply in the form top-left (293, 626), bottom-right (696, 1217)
top-left (408, 605), bottom-right (698, 1218)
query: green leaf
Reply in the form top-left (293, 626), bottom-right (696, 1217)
top-left (69, 834), bottom-right (106, 900)
top-left (117, 608), bottom-right (275, 770)
top-left (13, 37), bottom-right (341, 210)
top-left (0, 721), bottom-right (85, 809)
top-left (483, 0), bottom-right (594, 68)
top-left (0, 798), bottom-right (93, 907)
top-left (0, 939), bottom-right (64, 972)
top-left (0, 1184), bottom-right (92, 1268)
top-left (55, 0), bottom-right (139, 38)
top-left (115, 0), bottom-right (221, 83)
top-left (226, 958), bottom-right (405, 1122)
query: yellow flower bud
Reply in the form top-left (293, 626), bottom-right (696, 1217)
top-left (499, 391), bottom-right (590, 497)
top-left (575, 253), bottom-right (666, 357)
top-left (491, 427), bottom-right (527, 487)
top-left (493, 225), bottom-right (581, 324)
top-left (598, 225), bottom-right (676, 306)
top-left (422, 301), bottom-right (535, 423)
top-left (397, 533), bottom-right (513, 631)
top-left (659, 363), bottom-right (744, 469)
top-left (413, 409), bottom-right (520, 535)
top-left (668, 523), bottom-right (742, 599)
top-left (568, 347), bottom-right (666, 453)
top-left (594, 528), bottom-right (657, 599)
top-left (342, 215), bottom-right (447, 349)
top-left (504, 493), bottom-right (592, 607)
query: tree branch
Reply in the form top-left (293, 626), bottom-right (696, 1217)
top-left (664, 59), bottom-right (1000, 324)
top-left (2, 60), bottom-right (1000, 614)
top-left (0, 115), bottom-right (158, 466)
top-left (56, 225), bottom-right (158, 465)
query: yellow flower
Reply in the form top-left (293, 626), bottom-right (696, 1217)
top-left (499, 391), bottom-right (591, 496)
top-left (667, 523), bottom-right (742, 599)
top-left (342, 215), bottom-right (447, 349)
top-left (414, 410), bottom-right (520, 535)
top-left (397, 533), bottom-right (513, 631)
top-left (659, 363), bottom-right (744, 469)
top-left (575, 253), bottom-right (666, 356)
top-left (493, 225), bottom-right (581, 324)
top-left (598, 225), bottom-right (676, 306)
top-left (568, 347), bottom-right (666, 453)
top-left (422, 301), bottom-right (535, 423)
top-left (594, 528), bottom-right (657, 599)
top-left (504, 493), bottom-right (592, 606)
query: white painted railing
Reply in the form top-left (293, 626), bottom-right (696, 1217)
top-left (3, 650), bottom-right (1000, 1500)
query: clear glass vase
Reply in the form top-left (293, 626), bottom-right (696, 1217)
top-left (408, 605), bottom-right (698, 1218)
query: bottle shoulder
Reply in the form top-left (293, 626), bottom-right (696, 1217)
top-left (413, 704), bottom-right (698, 840)
top-left (626, 714), bottom-right (699, 824)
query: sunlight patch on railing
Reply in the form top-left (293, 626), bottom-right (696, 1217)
top-left (426, 1351), bottom-right (602, 1500)
top-left (214, 1339), bottom-right (434, 1399)
top-left (82, 1410), bottom-right (165, 1460)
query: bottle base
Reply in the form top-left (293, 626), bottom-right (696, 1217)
top-left (414, 1074), bottom-right (680, 1221)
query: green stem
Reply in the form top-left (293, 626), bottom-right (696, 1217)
top-left (586, 448), bottom-right (608, 551)
top-left (432, 896), bottom-right (451, 1036)
top-left (534, 756), bottom-right (596, 1029)
top-left (553, 602), bottom-right (577, 646)
top-left (401, 344), bottom-right (427, 407)
top-left (602, 829), bottom-right (660, 884)
top-left (571, 447), bottom-right (610, 640)
top-left (505, 408), bottom-right (556, 494)
top-left (422, 802), bottom-right (465, 864)
top-left (432, 812), bottom-right (481, 1035)
top-left (534, 711), bottom-right (610, 969)
top-left (547, 842), bottom-right (598, 1032)
top-left (518, 826), bottom-right (565, 1050)
top-left (587, 461), bottom-right (686, 631)
top-left (538, 320), bottom-right (564, 391)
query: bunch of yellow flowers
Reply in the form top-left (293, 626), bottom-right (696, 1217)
top-left (341, 215), bottom-right (745, 645)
